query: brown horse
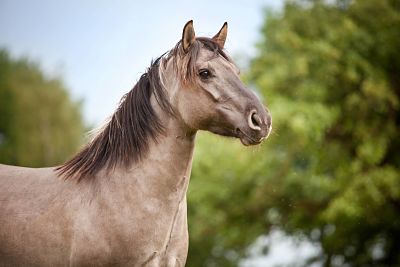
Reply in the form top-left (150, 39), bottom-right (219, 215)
top-left (0, 21), bottom-right (271, 266)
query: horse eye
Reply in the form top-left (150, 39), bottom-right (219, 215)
top-left (199, 69), bottom-right (211, 79)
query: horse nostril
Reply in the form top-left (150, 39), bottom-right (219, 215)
top-left (251, 114), bottom-right (259, 126)
top-left (248, 110), bottom-right (262, 131)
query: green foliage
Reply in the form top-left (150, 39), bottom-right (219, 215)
top-left (187, 0), bottom-right (400, 266)
top-left (0, 50), bottom-right (85, 167)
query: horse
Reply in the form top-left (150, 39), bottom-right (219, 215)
top-left (0, 21), bottom-right (272, 266)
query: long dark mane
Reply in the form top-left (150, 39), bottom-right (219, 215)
top-left (57, 37), bottom-right (228, 181)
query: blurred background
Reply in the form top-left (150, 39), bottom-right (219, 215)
top-left (1, 0), bottom-right (399, 266)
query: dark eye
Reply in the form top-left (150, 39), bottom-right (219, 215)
top-left (199, 69), bottom-right (211, 80)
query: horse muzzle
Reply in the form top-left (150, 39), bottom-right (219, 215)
top-left (237, 108), bottom-right (272, 146)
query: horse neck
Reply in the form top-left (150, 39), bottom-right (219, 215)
top-left (100, 66), bottom-right (196, 200)
top-left (135, 107), bottom-right (196, 196)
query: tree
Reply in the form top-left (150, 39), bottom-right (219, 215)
top-left (186, 0), bottom-right (400, 266)
top-left (0, 50), bottom-right (85, 167)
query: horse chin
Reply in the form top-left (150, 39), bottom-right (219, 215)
top-left (207, 126), bottom-right (263, 146)
top-left (207, 126), bottom-right (237, 138)
top-left (239, 136), bottom-right (262, 146)
top-left (236, 128), bottom-right (263, 146)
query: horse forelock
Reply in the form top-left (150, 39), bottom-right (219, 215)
top-left (168, 37), bottom-right (230, 86)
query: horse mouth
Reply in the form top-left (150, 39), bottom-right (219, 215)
top-left (236, 128), bottom-right (264, 146)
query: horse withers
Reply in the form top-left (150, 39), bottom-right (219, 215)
top-left (0, 21), bottom-right (271, 266)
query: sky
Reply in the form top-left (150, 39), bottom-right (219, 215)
top-left (0, 0), bottom-right (283, 125)
top-left (240, 229), bottom-right (321, 267)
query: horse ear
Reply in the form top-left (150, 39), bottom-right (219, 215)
top-left (212, 22), bottom-right (228, 49)
top-left (182, 20), bottom-right (196, 53)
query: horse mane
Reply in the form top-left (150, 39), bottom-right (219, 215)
top-left (57, 37), bottom-right (229, 181)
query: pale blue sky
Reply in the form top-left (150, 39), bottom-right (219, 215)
top-left (0, 0), bottom-right (283, 124)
